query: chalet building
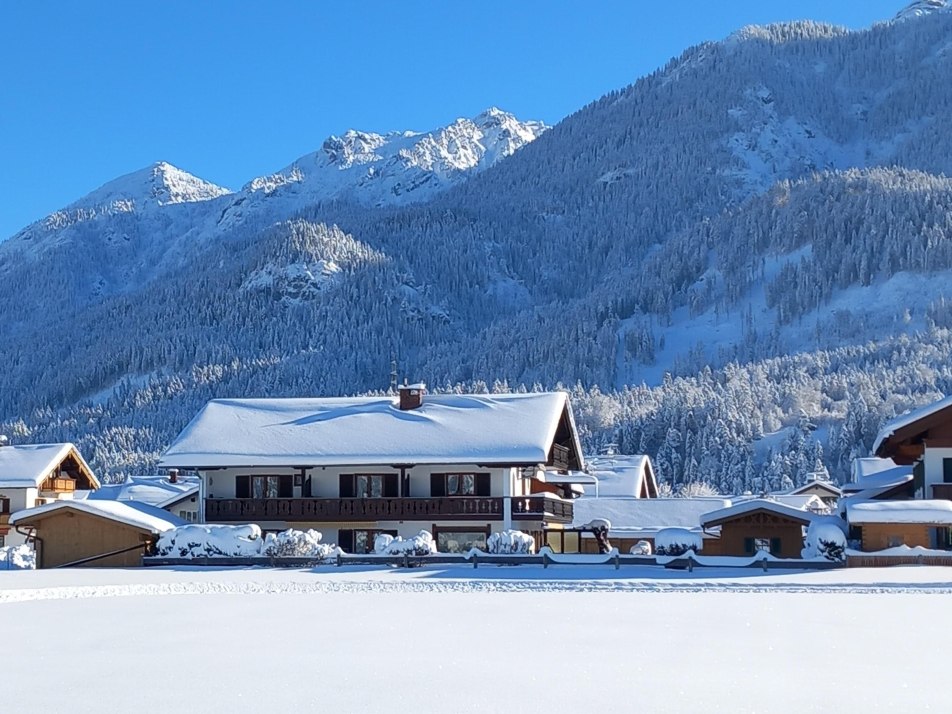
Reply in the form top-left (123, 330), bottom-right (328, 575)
top-left (0, 442), bottom-right (100, 548)
top-left (9, 500), bottom-right (185, 568)
top-left (874, 395), bottom-right (952, 500)
top-left (83, 470), bottom-right (200, 522)
top-left (699, 500), bottom-right (814, 559)
top-left (777, 476), bottom-right (841, 508)
top-left (845, 500), bottom-right (952, 551)
top-left (159, 387), bottom-right (583, 554)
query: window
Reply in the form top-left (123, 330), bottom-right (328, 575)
top-left (179, 510), bottom-right (196, 522)
top-left (339, 474), bottom-right (398, 498)
top-left (0, 535), bottom-right (5, 547)
top-left (943, 459), bottom-right (952, 484)
top-left (887, 535), bottom-right (903, 548)
top-left (430, 473), bottom-right (491, 497)
top-left (754, 538), bottom-right (771, 553)
top-left (235, 475), bottom-right (293, 499)
top-left (435, 530), bottom-right (488, 554)
top-left (338, 529), bottom-right (398, 554)
top-left (744, 537), bottom-right (782, 556)
top-left (0, 497), bottom-right (9, 514)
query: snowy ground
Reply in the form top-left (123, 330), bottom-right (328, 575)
top-left (3, 565), bottom-right (950, 713)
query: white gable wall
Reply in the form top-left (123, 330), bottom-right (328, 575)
top-left (921, 447), bottom-right (952, 496)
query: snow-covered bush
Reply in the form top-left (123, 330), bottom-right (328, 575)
top-left (263, 529), bottom-right (342, 559)
top-left (486, 530), bottom-right (535, 554)
top-left (0, 544), bottom-right (35, 570)
top-left (377, 530), bottom-right (436, 556)
top-left (802, 517), bottom-right (848, 561)
top-left (630, 540), bottom-right (652, 556)
top-left (373, 533), bottom-right (394, 554)
top-left (156, 524), bottom-right (263, 558)
top-left (654, 528), bottom-right (703, 556)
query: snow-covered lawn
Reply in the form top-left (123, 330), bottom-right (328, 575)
top-left (2, 565), bottom-right (950, 713)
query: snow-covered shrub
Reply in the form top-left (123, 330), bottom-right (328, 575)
top-left (654, 528), bottom-right (703, 556)
top-left (0, 544), bottom-right (36, 570)
top-left (373, 533), bottom-right (395, 554)
top-left (486, 530), bottom-right (535, 554)
top-left (156, 524), bottom-right (263, 558)
top-left (263, 529), bottom-right (342, 559)
top-left (630, 540), bottom-right (652, 556)
top-left (802, 517), bottom-right (848, 561)
top-left (378, 530), bottom-right (436, 556)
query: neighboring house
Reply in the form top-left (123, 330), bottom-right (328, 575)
top-left (564, 497), bottom-right (729, 554)
top-left (776, 477), bottom-right (841, 508)
top-left (699, 499), bottom-right (814, 559)
top-left (874, 395), bottom-right (952, 500)
top-left (159, 386), bottom-right (583, 554)
top-left (738, 493), bottom-right (829, 514)
top-left (845, 501), bottom-right (952, 551)
top-left (842, 457), bottom-right (915, 498)
top-left (83, 471), bottom-right (200, 522)
top-left (0, 442), bottom-right (100, 548)
top-left (9, 499), bottom-right (186, 568)
top-left (573, 454), bottom-right (659, 498)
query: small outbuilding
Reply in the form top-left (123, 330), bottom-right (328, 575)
top-left (10, 500), bottom-right (186, 568)
top-left (845, 500), bottom-right (952, 551)
top-left (700, 499), bottom-right (814, 559)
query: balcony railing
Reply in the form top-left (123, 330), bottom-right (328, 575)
top-left (205, 495), bottom-right (573, 524)
top-left (932, 483), bottom-right (952, 500)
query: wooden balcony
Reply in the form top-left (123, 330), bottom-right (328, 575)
top-left (932, 483), bottom-right (952, 500)
top-left (205, 495), bottom-right (573, 524)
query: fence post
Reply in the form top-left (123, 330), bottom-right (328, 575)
top-left (336, 552), bottom-right (342, 567)
top-left (761, 557), bottom-right (768, 572)
top-left (473, 552), bottom-right (478, 569)
top-left (614, 552), bottom-right (620, 570)
top-left (543, 551), bottom-right (549, 569)
top-left (687, 555), bottom-right (693, 572)
top-left (403, 553), bottom-right (410, 569)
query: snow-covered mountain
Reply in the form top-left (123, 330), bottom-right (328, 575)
top-left (217, 108), bottom-right (546, 227)
top-left (3, 4), bottom-right (952, 492)
top-left (894, 0), bottom-right (951, 21)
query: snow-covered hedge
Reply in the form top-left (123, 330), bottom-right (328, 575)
top-left (654, 528), bottom-right (703, 556)
top-left (263, 529), bottom-right (342, 559)
top-left (802, 517), bottom-right (848, 561)
top-left (374, 530), bottom-right (436, 556)
top-left (629, 540), bottom-right (652, 556)
top-left (0, 544), bottom-right (35, 570)
top-left (486, 530), bottom-right (535, 554)
top-left (155, 525), bottom-right (341, 560)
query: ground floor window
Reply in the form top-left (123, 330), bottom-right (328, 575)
top-left (338, 529), bottom-right (398, 554)
top-left (178, 510), bottom-right (196, 522)
top-left (435, 530), bottom-right (488, 553)
top-left (886, 535), bottom-right (903, 548)
top-left (0, 534), bottom-right (5, 547)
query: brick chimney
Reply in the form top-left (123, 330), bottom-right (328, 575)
top-left (168, 468), bottom-right (179, 484)
top-left (398, 383), bottom-right (426, 410)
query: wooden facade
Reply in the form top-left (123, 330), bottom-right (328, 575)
top-left (702, 510), bottom-right (809, 559)
top-left (16, 508), bottom-right (155, 568)
top-left (855, 522), bottom-right (933, 551)
top-left (876, 403), bottom-right (952, 465)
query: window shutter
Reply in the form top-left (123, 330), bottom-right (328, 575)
top-left (338, 529), bottom-right (354, 553)
top-left (339, 474), bottom-right (355, 498)
top-left (431, 474), bottom-right (445, 497)
top-left (743, 537), bottom-right (754, 555)
top-left (475, 473), bottom-right (491, 496)
top-left (279, 475), bottom-right (293, 498)
top-left (235, 475), bottom-right (250, 499)
top-left (384, 474), bottom-right (399, 497)
top-left (770, 538), bottom-right (782, 556)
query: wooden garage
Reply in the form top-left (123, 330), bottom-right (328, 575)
top-left (9, 500), bottom-right (186, 568)
top-left (846, 500), bottom-right (952, 551)
top-left (700, 499), bottom-right (813, 559)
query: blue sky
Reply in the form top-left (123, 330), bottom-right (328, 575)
top-left (1, 1), bottom-right (901, 239)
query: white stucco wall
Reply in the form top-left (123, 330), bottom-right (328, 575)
top-left (922, 447), bottom-right (952, 493)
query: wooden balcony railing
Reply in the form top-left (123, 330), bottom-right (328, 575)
top-left (932, 483), bottom-right (952, 500)
top-left (205, 495), bottom-right (573, 524)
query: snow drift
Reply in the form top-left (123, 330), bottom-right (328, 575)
top-left (374, 530), bottom-right (436, 556)
top-left (155, 525), bottom-right (340, 560)
top-left (486, 530), bottom-right (536, 554)
top-left (0, 544), bottom-right (35, 570)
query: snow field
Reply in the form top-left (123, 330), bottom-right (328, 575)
top-left (1, 566), bottom-right (951, 713)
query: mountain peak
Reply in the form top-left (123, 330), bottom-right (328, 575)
top-left (894, 0), bottom-right (951, 21)
top-left (67, 161), bottom-right (232, 214)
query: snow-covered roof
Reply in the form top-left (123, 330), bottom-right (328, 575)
top-left (160, 393), bottom-right (581, 468)
top-left (573, 497), bottom-right (731, 533)
top-left (873, 395), bottom-right (952, 454)
top-left (842, 458), bottom-right (913, 494)
top-left (9, 499), bottom-right (187, 533)
top-left (0, 443), bottom-right (100, 489)
top-left (736, 493), bottom-right (827, 512)
top-left (582, 455), bottom-right (658, 497)
top-left (780, 480), bottom-right (841, 497)
top-left (700, 499), bottom-right (816, 527)
top-left (85, 474), bottom-right (198, 508)
top-left (846, 500), bottom-right (952, 526)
